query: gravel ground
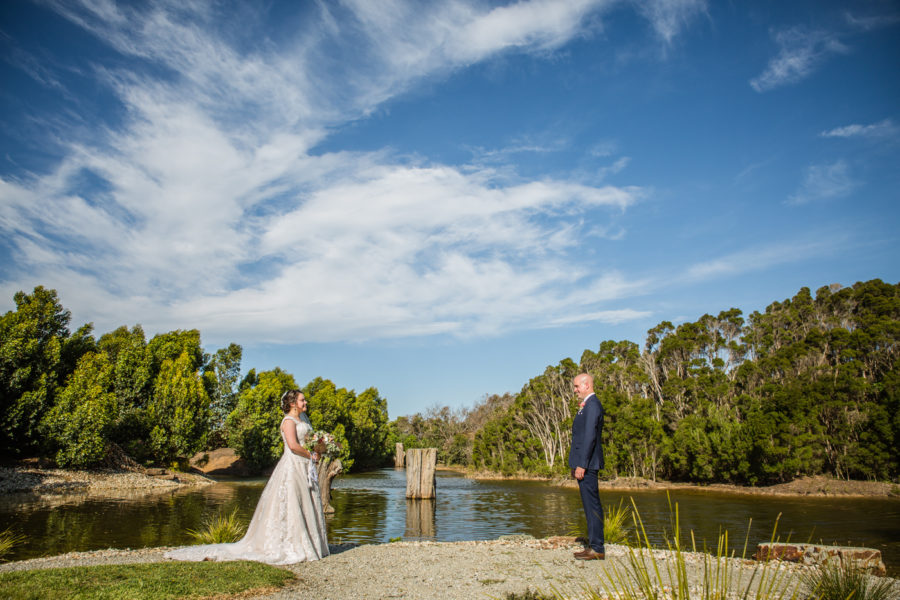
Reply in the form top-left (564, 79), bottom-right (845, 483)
top-left (6, 537), bottom-right (897, 600)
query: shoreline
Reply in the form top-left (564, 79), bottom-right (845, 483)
top-left (454, 467), bottom-right (900, 499)
top-left (2, 537), bottom-right (897, 600)
top-left (0, 464), bottom-right (213, 500)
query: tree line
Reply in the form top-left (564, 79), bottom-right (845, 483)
top-left (5, 280), bottom-right (898, 484)
top-left (398, 280), bottom-right (899, 485)
top-left (0, 286), bottom-right (392, 472)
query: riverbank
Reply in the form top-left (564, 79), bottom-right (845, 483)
top-left (460, 467), bottom-right (900, 499)
top-left (0, 464), bottom-right (213, 499)
top-left (2, 537), bottom-right (897, 600)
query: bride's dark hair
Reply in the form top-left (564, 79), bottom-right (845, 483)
top-left (281, 389), bottom-right (303, 413)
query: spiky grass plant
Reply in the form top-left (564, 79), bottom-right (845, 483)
top-left (799, 560), bottom-right (897, 600)
top-left (604, 498), bottom-right (633, 546)
top-left (187, 507), bottom-right (248, 544)
top-left (566, 497), bottom-right (634, 547)
top-left (0, 527), bottom-right (25, 562)
top-left (594, 497), bottom-right (803, 600)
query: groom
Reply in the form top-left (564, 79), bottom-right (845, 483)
top-left (569, 373), bottom-right (605, 560)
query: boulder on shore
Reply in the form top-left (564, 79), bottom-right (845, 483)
top-left (753, 543), bottom-right (886, 576)
top-left (189, 448), bottom-right (254, 477)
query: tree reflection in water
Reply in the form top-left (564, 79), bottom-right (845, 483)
top-left (325, 488), bottom-right (388, 544)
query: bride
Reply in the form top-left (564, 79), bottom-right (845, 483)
top-left (165, 389), bottom-right (330, 564)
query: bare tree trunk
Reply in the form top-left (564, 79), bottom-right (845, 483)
top-left (514, 367), bottom-right (571, 470)
top-left (394, 442), bottom-right (405, 467)
top-left (640, 351), bottom-right (664, 422)
top-left (405, 448), bottom-right (436, 498)
top-left (317, 457), bottom-right (343, 514)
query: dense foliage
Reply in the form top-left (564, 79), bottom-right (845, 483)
top-left (402, 280), bottom-right (900, 484)
top-left (4, 280), bottom-right (897, 484)
top-left (0, 286), bottom-right (393, 471)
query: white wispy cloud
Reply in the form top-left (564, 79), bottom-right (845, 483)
top-left (550, 308), bottom-right (652, 326)
top-left (631, 0), bottom-right (708, 44)
top-left (0, 0), bottom-right (666, 344)
top-left (820, 118), bottom-right (899, 139)
top-left (843, 12), bottom-right (900, 32)
top-left (685, 239), bottom-right (838, 281)
top-left (789, 160), bottom-right (857, 205)
top-left (750, 26), bottom-right (848, 93)
top-left (597, 157), bottom-right (631, 179)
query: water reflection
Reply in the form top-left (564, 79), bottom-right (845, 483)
top-left (404, 499), bottom-right (435, 539)
top-left (327, 489), bottom-right (389, 544)
top-left (1, 469), bottom-right (898, 575)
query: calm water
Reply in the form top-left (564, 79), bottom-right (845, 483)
top-left (2, 469), bottom-right (899, 575)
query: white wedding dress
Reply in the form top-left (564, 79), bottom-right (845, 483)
top-left (165, 414), bottom-right (330, 565)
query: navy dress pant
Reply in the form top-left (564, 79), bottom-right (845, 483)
top-left (578, 468), bottom-right (605, 552)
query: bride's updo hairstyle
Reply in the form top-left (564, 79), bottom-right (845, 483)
top-left (281, 389), bottom-right (303, 413)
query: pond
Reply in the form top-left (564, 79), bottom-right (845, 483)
top-left (2, 468), bottom-right (898, 575)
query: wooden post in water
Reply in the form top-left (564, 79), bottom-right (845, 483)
top-left (394, 442), bottom-right (405, 468)
top-left (405, 448), bottom-right (436, 499)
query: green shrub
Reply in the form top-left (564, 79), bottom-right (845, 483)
top-left (227, 369), bottom-right (296, 472)
top-left (43, 352), bottom-right (118, 468)
top-left (148, 351), bottom-right (211, 463)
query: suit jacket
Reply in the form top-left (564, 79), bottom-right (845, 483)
top-left (568, 393), bottom-right (604, 470)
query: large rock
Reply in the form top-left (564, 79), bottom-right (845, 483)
top-left (189, 448), bottom-right (254, 477)
top-left (753, 543), bottom-right (886, 576)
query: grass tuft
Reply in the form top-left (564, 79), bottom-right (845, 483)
top-left (799, 560), bottom-right (897, 600)
top-left (566, 497), bottom-right (633, 547)
top-left (186, 507), bottom-right (247, 544)
top-left (0, 528), bottom-right (26, 562)
top-left (604, 498), bottom-right (633, 546)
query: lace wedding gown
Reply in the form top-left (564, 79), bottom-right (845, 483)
top-left (165, 414), bottom-right (330, 565)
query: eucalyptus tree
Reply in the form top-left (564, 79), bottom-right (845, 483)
top-left (513, 359), bottom-right (578, 473)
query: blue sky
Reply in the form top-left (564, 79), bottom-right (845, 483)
top-left (1, 0), bottom-right (898, 418)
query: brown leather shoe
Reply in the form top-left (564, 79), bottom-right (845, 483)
top-left (574, 549), bottom-right (605, 560)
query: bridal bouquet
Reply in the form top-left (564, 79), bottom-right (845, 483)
top-left (303, 430), bottom-right (342, 459)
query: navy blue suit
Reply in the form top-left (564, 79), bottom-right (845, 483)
top-left (568, 393), bottom-right (605, 552)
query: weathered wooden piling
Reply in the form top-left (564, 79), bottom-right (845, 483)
top-left (405, 448), bottom-right (436, 499)
top-left (394, 442), bottom-right (405, 467)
